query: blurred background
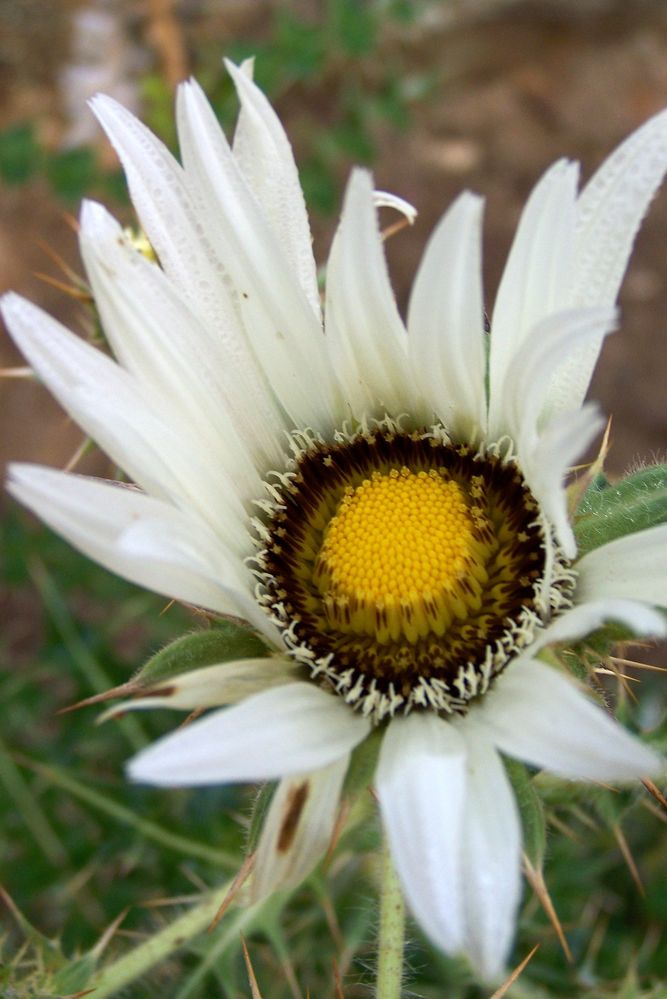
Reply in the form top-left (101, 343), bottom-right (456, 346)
top-left (1, 3), bottom-right (667, 996)
top-left (3, 0), bottom-right (667, 477)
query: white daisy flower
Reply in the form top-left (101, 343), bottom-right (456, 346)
top-left (4, 60), bottom-right (667, 980)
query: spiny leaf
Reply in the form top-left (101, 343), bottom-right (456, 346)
top-left (574, 464), bottom-right (667, 555)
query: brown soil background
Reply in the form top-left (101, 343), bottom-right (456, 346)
top-left (2, 0), bottom-right (667, 481)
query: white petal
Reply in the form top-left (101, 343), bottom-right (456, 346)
top-left (128, 682), bottom-right (370, 786)
top-left (176, 79), bottom-right (339, 430)
top-left (376, 714), bottom-right (466, 954)
top-left (574, 109), bottom-right (667, 307)
top-left (1, 293), bottom-right (247, 549)
top-left (325, 169), bottom-right (413, 418)
top-left (373, 190), bottom-right (418, 224)
top-left (548, 110), bottom-right (667, 413)
top-left (90, 95), bottom-right (288, 463)
top-left (489, 160), bottom-right (579, 437)
top-left (521, 404), bottom-right (605, 559)
top-left (476, 659), bottom-right (663, 781)
top-left (533, 598), bottom-right (667, 653)
top-left (227, 59), bottom-right (321, 321)
top-left (79, 200), bottom-right (284, 476)
top-left (7, 464), bottom-right (258, 623)
top-left (101, 657), bottom-right (297, 719)
top-left (500, 307), bottom-right (616, 450)
top-left (455, 731), bottom-right (521, 982)
top-left (576, 524), bottom-right (667, 608)
top-left (408, 192), bottom-right (487, 441)
top-left (252, 756), bottom-right (348, 900)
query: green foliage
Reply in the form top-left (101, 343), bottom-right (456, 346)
top-left (45, 146), bottom-right (97, 202)
top-left (0, 2), bottom-right (432, 219)
top-left (0, 119), bottom-right (125, 204)
top-left (0, 122), bottom-right (40, 183)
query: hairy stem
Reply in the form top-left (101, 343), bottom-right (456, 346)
top-left (375, 835), bottom-right (406, 999)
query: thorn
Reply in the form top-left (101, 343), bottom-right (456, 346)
top-left (57, 682), bottom-right (141, 715)
top-left (641, 797), bottom-right (667, 825)
top-left (593, 666), bottom-right (640, 683)
top-left (159, 599), bottom-right (177, 616)
top-left (641, 777), bottom-right (667, 814)
top-left (241, 936), bottom-right (264, 999)
top-left (612, 824), bottom-right (645, 896)
top-left (62, 211), bottom-right (80, 234)
top-left (547, 813), bottom-right (581, 842)
top-left (91, 907), bottom-right (129, 958)
top-left (178, 707), bottom-right (205, 729)
top-left (381, 216), bottom-right (412, 242)
top-left (610, 656), bottom-right (667, 674)
top-left (208, 852), bottom-right (255, 932)
top-left (37, 237), bottom-right (85, 285)
top-left (64, 436), bottom-right (94, 473)
top-left (33, 271), bottom-right (93, 302)
top-left (488, 943), bottom-right (540, 999)
top-left (568, 415), bottom-right (612, 509)
top-left (593, 664), bottom-right (639, 703)
top-left (523, 854), bottom-right (573, 963)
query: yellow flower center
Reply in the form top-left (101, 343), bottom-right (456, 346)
top-left (314, 466), bottom-right (488, 644)
top-left (257, 428), bottom-right (560, 720)
top-left (320, 467), bottom-right (473, 598)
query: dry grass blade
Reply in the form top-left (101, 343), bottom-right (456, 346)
top-left (488, 943), bottom-right (540, 999)
top-left (523, 854), bottom-right (573, 962)
top-left (241, 936), bottom-right (264, 999)
top-left (208, 852), bottom-right (255, 932)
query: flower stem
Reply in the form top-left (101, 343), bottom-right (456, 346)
top-left (376, 836), bottom-right (406, 999)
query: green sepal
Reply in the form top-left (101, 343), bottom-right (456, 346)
top-left (343, 727), bottom-right (383, 798)
top-left (133, 621), bottom-right (269, 687)
top-left (574, 464), bottom-right (667, 555)
top-left (504, 758), bottom-right (546, 868)
top-left (246, 781), bottom-right (277, 854)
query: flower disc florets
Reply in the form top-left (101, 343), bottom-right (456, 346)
top-left (253, 423), bottom-right (575, 721)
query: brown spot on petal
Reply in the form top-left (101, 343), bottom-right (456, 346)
top-left (137, 684), bottom-right (177, 698)
top-left (277, 781), bottom-right (309, 853)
